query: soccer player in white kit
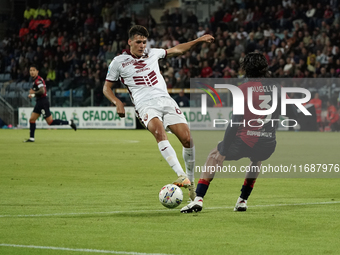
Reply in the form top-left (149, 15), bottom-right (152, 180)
top-left (103, 25), bottom-right (214, 201)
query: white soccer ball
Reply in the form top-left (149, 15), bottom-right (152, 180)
top-left (159, 184), bottom-right (183, 208)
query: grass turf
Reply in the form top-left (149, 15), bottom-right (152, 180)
top-left (0, 129), bottom-right (339, 255)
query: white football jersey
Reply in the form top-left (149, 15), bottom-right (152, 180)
top-left (106, 48), bottom-right (170, 109)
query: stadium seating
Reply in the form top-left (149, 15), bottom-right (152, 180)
top-left (0, 0), bottom-right (339, 127)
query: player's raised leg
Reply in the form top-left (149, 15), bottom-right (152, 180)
top-left (168, 123), bottom-right (195, 200)
top-left (24, 112), bottom-right (40, 142)
top-left (148, 118), bottom-right (190, 187)
top-left (45, 115), bottom-right (77, 131)
top-left (234, 160), bottom-right (261, 212)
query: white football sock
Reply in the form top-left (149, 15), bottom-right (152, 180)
top-left (237, 197), bottom-right (247, 203)
top-left (158, 140), bottom-right (186, 177)
top-left (194, 196), bottom-right (203, 202)
top-left (183, 146), bottom-right (195, 182)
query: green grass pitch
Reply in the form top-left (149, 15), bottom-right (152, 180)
top-left (0, 129), bottom-right (339, 255)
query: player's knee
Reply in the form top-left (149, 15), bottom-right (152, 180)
top-left (181, 135), bottom-right (192, 148)
top-left (153, 128), bottom-right (166, 141)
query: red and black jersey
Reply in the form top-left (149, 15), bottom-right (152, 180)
top-left (309, 98), bottom-right (322, 123)
top-left (236, 80), bottom-right (280, 148)
top-left (218, 79), bottom-right (298, 156)
top-left (32, 75), bottom-right (47, 100)
top-left (327, 105), bottom-right (339, 124)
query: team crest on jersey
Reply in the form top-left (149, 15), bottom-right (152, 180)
top-left (143, 113), bottom-right (148, 121)
top-left (133, 60), bottom-right (147, 69)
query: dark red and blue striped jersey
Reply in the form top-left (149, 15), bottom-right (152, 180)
top-left (236, 80), bottom-right (280, 148)
top-left (218, 78), bottom-right (299, 156)
top-left (32, 75), bottom-right (47, 100)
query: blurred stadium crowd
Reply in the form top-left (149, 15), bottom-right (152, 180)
top-left (0, 0), bottom-right (339, 130)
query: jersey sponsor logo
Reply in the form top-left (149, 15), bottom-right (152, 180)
top-left (247, 130), bottom-right (273, 137)
top-left (136, 67), bottom-right (150, 73)
top-left (122, 59), bottom-right (136, 68)
top-left (122, 59), bottom-right (149, 71)
top-left (133, 71), bottom-right (158, 86)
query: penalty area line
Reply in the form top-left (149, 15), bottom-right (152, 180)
top-left (0, 201), bottom-right (339, 218)
top-left (0, 244), bottom-right (175, 255)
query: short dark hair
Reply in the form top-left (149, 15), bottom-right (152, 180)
top-left (30, 64), bottom-right (39, 70)
top-left (129, 25), bottom-right (149, 39)
top-left (241, 52), bottom-right (269, 78)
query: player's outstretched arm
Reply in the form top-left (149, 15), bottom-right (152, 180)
top-left (103, 80), bottom-right (125, 118)
top-left (166, 34), bottom-right (214, 58)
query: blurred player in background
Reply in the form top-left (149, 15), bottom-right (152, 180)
top-left (24, 64), bottom-right (76, 142)
top-left (326, 100), bottom-right (339, 131)
top-left (181, 52), bottom-right (299, 213)
top-left (103, 25), bottom-right (214, 200)
top-left (308, 92), bottom-right (322, 131)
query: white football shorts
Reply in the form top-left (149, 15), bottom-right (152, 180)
top-left (136, 96), bottom-right (188, 131)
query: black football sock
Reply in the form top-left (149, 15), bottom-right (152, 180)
top-left (29, 122), bottom-right (36, 139)
top-left (240, 179), bottom-right (256, 200)
top-left (196, 179), bottom-right (210, 198)
top-left (50, 119), bottom-right (69, 125)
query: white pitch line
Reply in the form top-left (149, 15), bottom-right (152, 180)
top-left (0, 209), bottom-right (168, 218)
top-left (0, 201), bottom-right (339, 218)
top-left (0, 244), bottom-right (174, 255)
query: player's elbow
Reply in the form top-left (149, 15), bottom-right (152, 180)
top-left (172, 47), bottom-right (184, 56)
top-left (177, 49), bottom-right (185, 55)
